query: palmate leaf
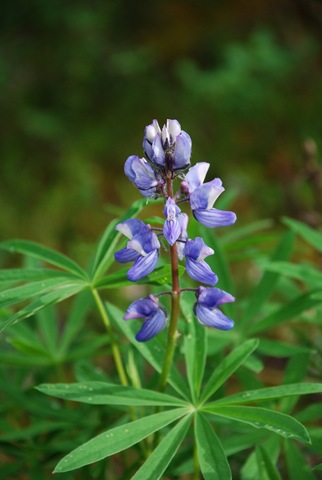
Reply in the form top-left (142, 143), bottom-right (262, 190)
top-left (263, 261), bottom-right (322, 285)
top-left (199, 339), bottom-right (259, 404)
top-left (0, 240), bottom-right (88, 280)
top-left (106, 302), bottom-right (191, 400)
top-left (0, 268), bottom-right (72, 288)
top-left (130, 415), bottom-right (192, 480)
top-left (202, 405), bottom-right (310, 443)
top-left (53, 407), bottom-right (190, 473)
top-left (195, 413), bottom-right (231, 480)
top-left (0, 283), bottom-right (86, 331)
top-left (208, 383), bottom-right (322, 406)
top-left (36, 382), bottom-right (188, 407)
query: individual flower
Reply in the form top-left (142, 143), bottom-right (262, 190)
top-left (182, 162), bottom-right (237, 228)
top-left (163, 198), bottom-right (182, 246)
top-left (184, 237), bottom-right (218, 285)
top-left (176, 213), bottom-right (189, 260)
top-left (143, 119), bottom-right (192, 171)
top-left (124, 155), bottom-right (163, 198)
top-left (114, 219), bottom-right (160, 281)
top-left (194, 286), bottom-right (235, 330)
top-left (124, 295), bottom-right (167, 342)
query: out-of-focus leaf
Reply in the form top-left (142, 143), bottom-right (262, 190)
top-left (284, 439), bottom-right (315, 480)
top-left (256, 446), bottom-right (282, 480)
top-left (258, 339), bottom-right (312, 357)
top-left (282, 217), bottom-right (322, 253)
top-left (264, 261), bottom-right (322, 284)
top-left (0, 240), bottom-right (88, 279)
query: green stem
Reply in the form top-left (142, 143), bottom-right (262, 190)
top-left (91, 288), bottom-right (128, 386)
top-left (193, 430), bottom-right (200, 480)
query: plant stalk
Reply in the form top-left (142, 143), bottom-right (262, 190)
top-left (92, 288), bottom-right (128, 386)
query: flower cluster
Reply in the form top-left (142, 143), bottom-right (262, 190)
top-left (115, 119), bottom-right (236, 341)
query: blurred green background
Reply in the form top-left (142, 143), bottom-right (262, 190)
top-left (1, 0), bottom-right (322, 259)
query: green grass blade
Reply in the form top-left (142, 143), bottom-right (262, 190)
top-left (282, 216), bottom-right (322, 253)
top-left (195, 412), bottom-right (231, 480)
top-left (209, 382), bottom-right (322, 406)
top-left (0, 239), bottom-right (88, 279)
top-left (240, 230), bottom-right (295, 326)
top-left (53, 407), bottom-right (190, 473)
top-left (247, 290), bottom-right (322, 335)
top-left (130, 415), bottom-right (192, 480)
top-left (36, 382), bottom-right (188, 407)
top-left (202, 405), bottom-right (310, 443)
top-left (284, 439), bottom-right (315, 480)
top-left (200, 339), bottom-right (259, 404)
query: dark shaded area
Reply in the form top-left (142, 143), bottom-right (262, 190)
top-left (1, 0), bottom-right (322, 256)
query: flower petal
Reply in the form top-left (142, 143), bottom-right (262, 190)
top-left (151, 133), bottom-right (166, 167)
top-left (190, 180), bottom-right (224, 210)
top-left (163, 220), bottom-right (181, 246)
top-left (127, 250), bottom-right (159, 281)
top-left (184, 162), bottom-right (210, 191)
top-left (184, 238), bottom-right (214, 261)
top-left (173, 131), bottom-right (192, 170)
top-left (135, 308), bottom-right (167, 342)
top-left (195, 304), bottom-right (234, 330)
top-left (186, 257), bottom-right (218, 286)
top-left (193, 208), bottom-right (237, 228)
top-left (114, 248), bottom-right (140, 263)
top-left (197, 286), bottom-right (235, 308)
top-left (116, 219), bottom-right (148, 239)
top-left (124, 297), bottom-right (158, 320)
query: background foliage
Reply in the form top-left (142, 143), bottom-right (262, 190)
top-left (1, 1), bottom-right (322, 479)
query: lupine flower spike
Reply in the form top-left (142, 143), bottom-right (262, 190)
top-left (115, 119), bottom-right (237, 341)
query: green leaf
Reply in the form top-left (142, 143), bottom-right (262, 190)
top-left (258, 339), bottom-right (312, 358)
top-left (0, 277), bottom-right (79, 309)
top-left (202, 405), bottom-right (310, 443)
top-left (282, 217), bottom-right (322, 253)
top-left (0, 283), bottom-right (85, 331)
top-left (195, 413), bottom-right (231, 480)
top-left (95, 265), bottom-right (185, 289)
top-left (36, 382), bottom-right (188, 407)
top-left (200, 339), bottom-right (259, 404)
top-left (91, 198), bottom-right (155, 282)
top-left (263, 261), bottom-right (322, 285)
top-left (106, 302), bottom-right (191, 400)
top-left (209, 382), bottom-right (322, 406)
top-left (247, 290), bottom-right (322, 335)
top-left (284, 440), bottom-right (315, 480)
top-left (240, 230), bottom-right (294, 325)
top-left (130, 415), bottom-right (192, 480)
top-left (0, 240), bottom-right (88, 279)
top-left (0, 268), bottom-right (72, 287)
top-left (255, 446), bottom-right (282, 480)
top-left (182, 295), bottom-right (207, 402)
top-left (313, 464), bottom-right (322, 471)
top-left (53, 407), bottom-right (190, 473)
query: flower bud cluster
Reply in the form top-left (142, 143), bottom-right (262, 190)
top-left (115, 119), bottom-right (237, 341)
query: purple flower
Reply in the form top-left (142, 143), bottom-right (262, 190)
top-left (114, 219), bottom-right (160, 281)
top-left (124, 155), bottom-right (163, 198)
top-left (184, 237), bottom-right (218, 285)
top-left (143, 119), bottom-right (192, 171)
top-left (176, 213), bottom-right (189, 260)
top-left (194, 286), bottom-right (235, 330)
top-left (163, 198), bottom-right (182, 246)
top-left (124, 295), bottom-right (167, 341)
top-left (182, 163), bottom-right (237, 228)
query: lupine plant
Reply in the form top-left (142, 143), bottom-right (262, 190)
top-left (1, 119), bottom-right (322, 479)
